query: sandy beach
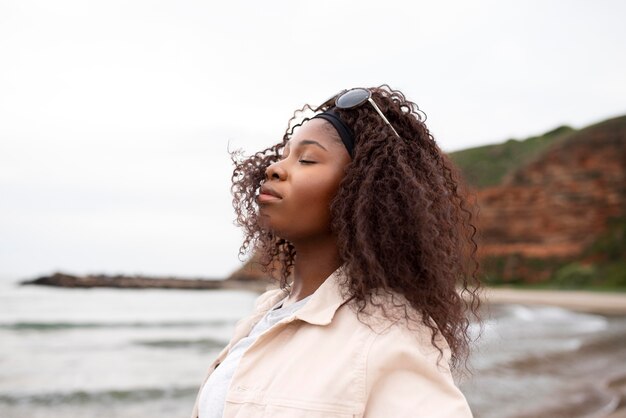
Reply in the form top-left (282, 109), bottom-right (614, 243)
top-left (484, 287), bottom-right (626, 418)
top-left (484, 287), bottom-right (626, 316)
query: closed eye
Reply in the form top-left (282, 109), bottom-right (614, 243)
top-left (298, 160), bottom-right (316, 164)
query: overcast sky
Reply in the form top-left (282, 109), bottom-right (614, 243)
top-left (1, 0), bottom-right (625, 280)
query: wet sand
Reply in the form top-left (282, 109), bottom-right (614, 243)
top-left (484, 287), bottom-right (626, 418)
top-left (607, 374), bottom-right (626, 418)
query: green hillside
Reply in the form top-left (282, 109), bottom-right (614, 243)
top-left (460, 115), bottom-right (626, 290)
top-left (449, 125), bottom-right (575, 188)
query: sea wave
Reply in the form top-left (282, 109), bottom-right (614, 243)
top-left (502, 326), bottom-right (626, 371)
top-left (133, 337), bottom-right (226, 350)
top-left (0, 386), bottom-right (197, 405)
top-left (0, 319), bottom-right (233, 331)
top-left (510, 384), bottom-right (620, 418)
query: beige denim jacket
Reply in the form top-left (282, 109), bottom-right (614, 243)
top-left (191, 269), bottom-right (473, 418)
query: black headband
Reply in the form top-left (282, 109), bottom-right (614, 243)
top-left (311, 108), bottom-right (354, 158)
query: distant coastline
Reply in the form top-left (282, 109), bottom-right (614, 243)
top-left (20, 272), bottom-right (626, 317)
top-left (19, 272), bottom-right (274, 293)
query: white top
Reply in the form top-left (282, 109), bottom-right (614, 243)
top-left (198, 294), bottom-right (312, 418)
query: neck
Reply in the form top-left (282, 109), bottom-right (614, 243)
top-left (288, 235), bottom-right (342, 303)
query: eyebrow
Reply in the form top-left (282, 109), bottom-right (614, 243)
top-left (286, 139), bottom-right (328, 152)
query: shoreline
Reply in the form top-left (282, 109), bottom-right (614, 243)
top-left (18, 275), bottom-right (626, 317)
top-left (483, 287), bottom-right (626, 316)
top-left (19, 275), bottom-right (626, 316)
top-left (483, 287), bottom-right (626, 418)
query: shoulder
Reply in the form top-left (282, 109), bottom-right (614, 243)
top-left (360, 302), bottom-right (472, 417)
top-left (344, 290), bottom-right (440, 338)
top-left (367, 314), bottom-right (452, 370)
top-left (340, 289), bottom-right (454, 371)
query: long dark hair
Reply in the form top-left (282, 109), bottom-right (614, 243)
top-left (231, 85), bottom-right (481, 370)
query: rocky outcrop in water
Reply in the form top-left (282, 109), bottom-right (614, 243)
top-left (20, 272), bottom-right (274, 292)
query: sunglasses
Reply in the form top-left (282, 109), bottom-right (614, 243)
top-left (315, 88), bottom-right (400, 138)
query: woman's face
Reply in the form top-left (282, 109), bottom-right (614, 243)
top-left (258, 118), bottom-right (351, 243)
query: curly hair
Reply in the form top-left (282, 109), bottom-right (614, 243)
top-left (231, 85), bottom-right (481, 370)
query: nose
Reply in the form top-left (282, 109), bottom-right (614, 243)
top-left (265, 160), bottom-right (287, 181)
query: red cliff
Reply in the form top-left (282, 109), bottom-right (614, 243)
top-left (475, 116), bottom-right (626, 284)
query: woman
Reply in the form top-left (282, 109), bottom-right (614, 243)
top-left (192, 86), bottom-right (481, 418)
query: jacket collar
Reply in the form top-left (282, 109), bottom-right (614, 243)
top-left (294, 267), bottom-right (351, 325)
top-left (255, 267), bottom-right (351, 326)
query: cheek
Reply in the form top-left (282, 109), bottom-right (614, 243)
top-left (291, 174), bottom-right (342, 219)
top-left (259, 169), bottom-right (346, 240)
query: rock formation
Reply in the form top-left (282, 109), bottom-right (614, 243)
top-left (20, 271), bottom-right (274, 292)
top-left (478, 116), bottom-right (625, 256)
top-left (473, 116), bottom-right (626, 283)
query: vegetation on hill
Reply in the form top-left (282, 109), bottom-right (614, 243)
top-left (449, 125), bottom-right (574, 188)
top-left (449, 116), bottom-right (626, 291)
top-left (482, 216), bottom-right (626, 290)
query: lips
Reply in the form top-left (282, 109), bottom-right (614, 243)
top-left (258, 184), bottom-right (283, 202)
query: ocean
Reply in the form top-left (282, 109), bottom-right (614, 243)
top-left (1, 280), bottom-right (625, 418)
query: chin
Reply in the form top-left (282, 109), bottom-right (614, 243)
top-left (257, 215), bottom-right (272, 231)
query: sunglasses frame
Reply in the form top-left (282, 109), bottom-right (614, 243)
top-left (315, 88), bottom-right (400, 138)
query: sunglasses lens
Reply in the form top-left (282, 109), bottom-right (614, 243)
top-left (335, 88), bottom-right (370, 109)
